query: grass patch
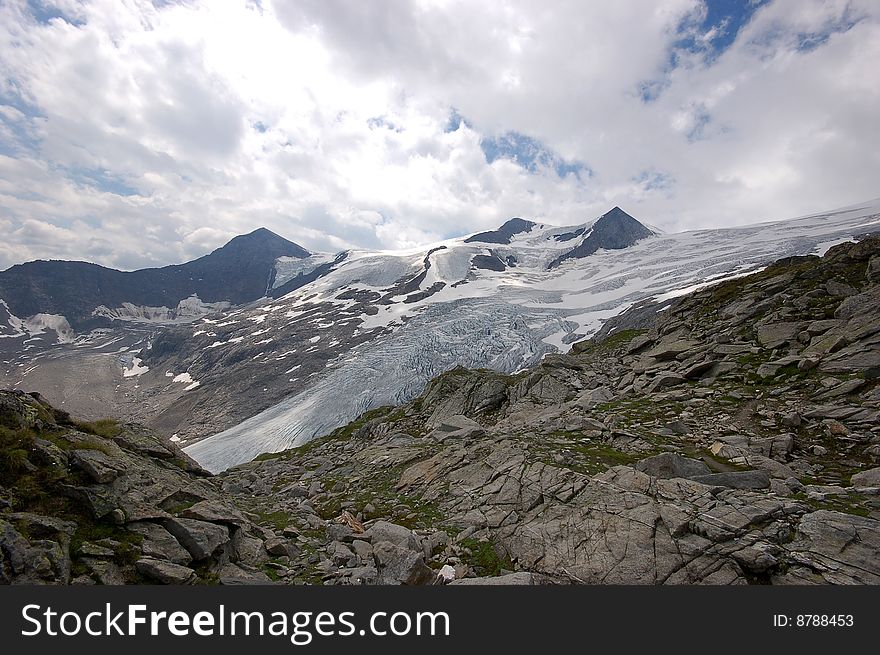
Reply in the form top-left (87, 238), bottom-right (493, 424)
top-left (74, 419), bottom-right (122, 439)
top-left (459, 537), bottom-right (513, 577)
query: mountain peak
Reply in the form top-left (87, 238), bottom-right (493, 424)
top-left (464, 217), bottom-right (536, 244)
top-left (216, 228), bottom-right (310, 259)
top-left (548, 207), bottom-right (653, 268)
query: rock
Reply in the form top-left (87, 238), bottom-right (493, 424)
top-left (127, 522), bottom-right (192, 565)
top-left (79, 542), bottom-right (114, 558)
top-left (264, 536), bottom-right (300, 558)
top-left (351, 540), bottom-right (374, 560)
top-left (635, 453), bottom-right (710, 479)
top-left (347, 566), bottom-right (378, 584)
top-left (574, 387), bottom-right (613, 408)
top-left (450, 572), bottom-right (543, 585)
top-left (373, 541), bottom-right (435, 585)
top-left (330, 541), bottom-right (355, 564)
top-left (780, 511), bottom-right (880, 584)
top-left (135, 558), bottom-right (196, 584)
top-left (732, 543), bottom-right (780, 574)
top-left (180, 500), bottom-right (250, 528)
top-left (70, 448), bottom-right (124, 483)
top-left (756, 363), bottom-right (782, 379)
top-left (648, 372), bottom-right (686, 391)
top-left (826, 280), bottom-right (857, 297)
top-left (437, 564), bottom-right (456, 583)
top-left (756, 322), bottom-right (802, 349)
top-left (851, 467), bottom-right (880, 487)
top-left (429, 414), bottom-right (485, 439)
top-left (82, 558), bottom-right (125, 585)
top-left (217, 563), bottom-right (273, 585)
top-left (363, 521), bottom-right (421, 552)
top-left (646, 339), bottom-right (700, 361)
top-left (690, 470), bottom-right (770, 489)
top-left (780, 411), bottom-right (802, 428)
top-left (683, 360), bottom-right (718, 379)
top-left (161, 518), bottom-right (230, 561)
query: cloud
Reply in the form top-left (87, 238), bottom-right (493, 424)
top-left (0, 0), bottom-right (877, 271)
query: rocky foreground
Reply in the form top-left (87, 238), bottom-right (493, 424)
top-left (2, 236), bottom-right (880, 584)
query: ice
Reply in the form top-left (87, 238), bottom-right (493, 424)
top-left (186, 197), bottom-right (880, 472)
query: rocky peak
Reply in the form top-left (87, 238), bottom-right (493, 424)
top-left (464, 217), bottom-right (537, 244)
top-left (549, 206), bottom-right (654, 268)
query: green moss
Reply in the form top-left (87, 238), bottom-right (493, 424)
top-left (74, 419), bottom-right (122, 439)
top-left (254, 510), bottom-right (293, 531)
top-left (458, 537), bottom-right (513, 577)
top-left (572, 329), bottom-right (646, 355)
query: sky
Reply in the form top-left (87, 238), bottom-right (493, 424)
top-left (0, 0), bottom-right (878, 270)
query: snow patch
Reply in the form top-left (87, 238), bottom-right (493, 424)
top-left (123, 357), bottom-right (149, 377)
top-left (94, 295), bottom-right (230, 324)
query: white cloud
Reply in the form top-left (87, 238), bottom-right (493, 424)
top-left (0, 0), bottom-right (877, 270)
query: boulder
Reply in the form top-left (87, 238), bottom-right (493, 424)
top-left (127, 522), bottom-right (192, 565)
top-left (851, 467), bottom-right (880, 487)
top-left (363, 521), bottom-right (421, 552)
top-left (450, 572), bottom-right (544, 585)
top-left (161, 518), bottom-right (230, 561)
top-left (373, 541), bottom-right (435, 585)
top-left (70, 449), bottom-right (125, 484)
top-left (135, 558), bottom-right (196, 584)
top-left (635, 453), bottom-right (710, 479)
top-left (690, 470), bottom-right (770, 489)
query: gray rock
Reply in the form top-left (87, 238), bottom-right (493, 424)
top-left (135, 558), bottom-right (196, 584)
top-left (373, 541), bottom-right (434, 585)
top-left (646, 339), bottom-right (700, 361)
top-left (635, 453), bottom-right (710, 479)
top-left (127, 522), bottom-right (192, 565)
top-left (351, 540), bottom-right (374, 560)
top-left (826, 280), bottom-right (857, 297)
top-left (363, 521), bottom-right (421, 552)
top-left (264, 536), bottom-right (300, 558)
top-left (161, 518), bottom-right (230, 561)
top-left (690, 470), bottom-right (771, 489)
top-left (648, 372), bottom-right (687, 391)
top-left (217, 563), bottom-right (273, 585)
top-left (450, 572), bottom-right (543, 585)
top-left (756, 322), bottom-right (802, 348)
top-left (851, 467), bottom-right (880, 487)
top-left (180, 500), bottom-right (250, 528)
top-left (70, 449), bottom-right (124, 483)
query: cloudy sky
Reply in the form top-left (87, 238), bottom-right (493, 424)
top-left (0, 0), bottom-right (878, 270)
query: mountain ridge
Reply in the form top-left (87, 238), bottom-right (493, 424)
top-left (0, 227), bottom-right (310, 330)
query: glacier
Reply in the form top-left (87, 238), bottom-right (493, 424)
top-left (185, 198), bottom-right (880, 472)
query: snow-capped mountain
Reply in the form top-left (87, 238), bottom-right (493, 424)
top-left (3, 198), bottom-right (879, 473)
top-left (175, 199), bottom-right (880, 472)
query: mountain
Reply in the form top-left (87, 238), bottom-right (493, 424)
top-left (3, 200), bottom-right (879, 474)
top-left (175, 200), bottom-right (878, 471)
top-left (3, 233), bottom-right (878, 585)
top-left (464, 217), bottom-right (536, 244)
top-left (548, 206), bottom-right (654, 268)
top-left (0, 227), bottom-right (310, 331)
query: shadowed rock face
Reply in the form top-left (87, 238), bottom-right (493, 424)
top-left (549, 207), bottom-right (654, 268)
top-left (464, 217), bottom-right (536, 244)
top-left (0, 228), bottom-right (310, 329)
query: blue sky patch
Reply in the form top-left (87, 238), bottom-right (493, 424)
top-left (481, 131), bottom-right (590, 181)
top-left (70, 168), bottom-right (139, 197)
top-left (639, 0), bottom-right (770, 102)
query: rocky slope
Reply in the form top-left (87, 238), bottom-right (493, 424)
top-left (213, 234), bottom-right (880, 585)
top-left (3, 233), bottom-right (880, 586)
